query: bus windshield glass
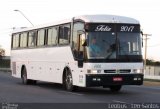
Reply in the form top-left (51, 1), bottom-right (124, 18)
top-left (87, 32), bottom-right (141, 59)
top-left (87, 32), bottom-right (116, 59)
top-left (86, 28), bottom-right (142, 62)
top-left (118, 33), bottom-right (142, 56)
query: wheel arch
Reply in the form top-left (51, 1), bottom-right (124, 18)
top-left (21, 65), bottom-right (26, 78)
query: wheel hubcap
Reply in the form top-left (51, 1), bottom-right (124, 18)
top-left (66, 73), bottom-right (72, 89)
top-left (22, 73), bottom-right (27, 83)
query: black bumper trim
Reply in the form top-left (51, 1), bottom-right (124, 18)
top-left (86, 74), bottom-right (143, 87)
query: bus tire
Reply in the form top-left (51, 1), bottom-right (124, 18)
top-left (21, 67), bottom-right (37, 85)
top-left (21, 67), bottom-right (29, 85)
top-left (63, 68), bottom-right (74, 91)
top-left (109, 85), bottom-right (122, 92)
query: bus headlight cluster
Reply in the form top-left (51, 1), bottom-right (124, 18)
top-left (92, 78), bottom-right (101, 81)
top-left (133, 77), bottom-right (142, 81)
top-left (87, 70), bottom-right (101, 74)
top-left (132, 69), bottom-right (143, 73)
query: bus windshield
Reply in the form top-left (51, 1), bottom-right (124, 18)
top-left (86, 32), bottom-right (142, 61)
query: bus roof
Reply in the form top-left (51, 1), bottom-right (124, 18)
top-left (12, 14), bottom-right (140, 33)
top-left (75, 15), bottom-right (139, 24)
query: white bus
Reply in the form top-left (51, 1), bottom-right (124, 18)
top-left (11, 15), bottom-right (143, 92)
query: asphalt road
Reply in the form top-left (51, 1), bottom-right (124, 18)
top-left (0, 71), bottom-right (160, 109)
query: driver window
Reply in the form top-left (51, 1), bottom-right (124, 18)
top-left (72, 22), bottom-right (84, 59)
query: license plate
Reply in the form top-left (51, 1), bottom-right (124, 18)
top-left (113, 77), bottom-right (123, 81)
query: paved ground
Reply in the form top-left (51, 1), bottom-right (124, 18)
top-left (0, 71), bottom-right (160, 109)
top-left (143, 80), bottom-right (160, 86)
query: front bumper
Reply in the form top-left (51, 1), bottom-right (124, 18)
top-left (86, 74), bottom-right (143, 87)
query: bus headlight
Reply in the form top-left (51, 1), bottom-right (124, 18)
top-left (87, 70), bottom-right (101, 74)
top-left (133, 69), bottom-right (143, 73)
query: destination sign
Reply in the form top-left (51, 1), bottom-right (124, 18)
top-left (85, 23), bottom-right (140, 33)
top-left (117, 24), bottom-right (140, 32)
top-left (95, 25), bottom-right (112, 32)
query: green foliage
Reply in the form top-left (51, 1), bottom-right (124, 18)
top-left (146, 59), bottom-right (160, 66)
top-left (0, 59), bottom-right (10, 68)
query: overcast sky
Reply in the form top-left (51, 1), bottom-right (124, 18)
top-left (0, 0), bottom-right (160, 61)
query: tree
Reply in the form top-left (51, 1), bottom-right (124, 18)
top-left (146, 59), bottom-right (160, 66)
top-left (146, 59), bottom-right (154, 66)
top-left (154, 61), bottom-right (160, 66)
top-left (0, 45), bottom-right (5, 57)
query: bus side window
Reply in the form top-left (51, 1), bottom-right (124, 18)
top-left (72, 22), bottom-right (84, 59)
top-left (47, 27), bottom-right (58, 45)
top-left (59, 24), bottom-right (70, 45)
top-left (12, 34), bottom-right (15, 48)
top-left (28, 31), bottom-right (36, 47)
top-left (20, 32), bottom-right (28, 48)
top-left (12, 34), bottom-right (20, 49)
top-left (37, 29), bottom-right (45, 46)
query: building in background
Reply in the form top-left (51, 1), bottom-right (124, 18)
top-left (145, 66), bottom-right (160, 80)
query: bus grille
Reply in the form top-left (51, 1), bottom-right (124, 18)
top-left (104, 69), bottom-right (131, 73)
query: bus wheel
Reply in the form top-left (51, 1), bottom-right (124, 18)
top-left (22, 67), bottom-right (37, 85)
top-left (21, 67), bottom-right (29, 85)
top-left (64, 69), bottom-right (74, 91)
top-left (109, 85), bottom-right (122, 92)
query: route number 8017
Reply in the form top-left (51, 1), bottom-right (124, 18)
top-left (120, 26), bottom-right (134, 32)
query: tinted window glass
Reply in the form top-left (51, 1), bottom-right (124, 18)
top-left (28, 31), bottom-right (36, 47)
top-left (72, 22), bottom-right (84, 58)
top-left (20, 32), bottom-right (27, 47)
top-left (59, 24), bottom-right (70, 44)
top-left (37, 29), bottom-right (45, 46)
top-left (12, 34), bottom-right (20, 48)
top-left (48, 27), bottom-right (57, 45)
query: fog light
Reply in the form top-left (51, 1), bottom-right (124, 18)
top-left (93, 78), bottom-right (96, 81)
top-left (134, 78), bottom-right (138, 81)
top-left (97, 78), bottom-right (101, 81)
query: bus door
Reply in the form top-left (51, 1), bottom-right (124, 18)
top-left (77, 31), bottom-right (86, 68)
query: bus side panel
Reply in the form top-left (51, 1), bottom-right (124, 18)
top-left (11, 61), bottom-right (21, 78)
top-left (11, 46), bottom-right (75, 84)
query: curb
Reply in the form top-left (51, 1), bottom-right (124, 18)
top-left (0, 68), bottom-right (11, 73)
top-left (144, 78), bottom-right (160, 82)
